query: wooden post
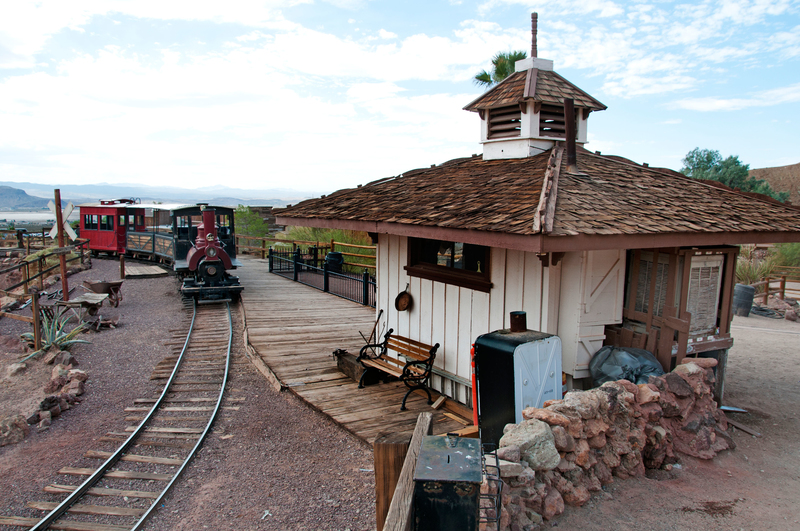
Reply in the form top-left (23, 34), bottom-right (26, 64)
top-left (120, 254), bottom-right (126, 279)
top-left (38, 258), bottom-right (44, 290)
top-left (374, 432), bottom-right (412, 531)
top-left (16, 229), bottom-right (24, 249)
top-left (31, 293), bottom-right (41, 352)
top-left (26, 232), bottom-right (30, 254)
top-left (780, 276), bottom-right (786, 300)
top-left (54, 189), bottom-right (69, 302)
top-left (261, 239), bottom-right (266, 260)
top-left (41, 229), bottom-right (46, 247)
top-left (331, 238), bottom-right (335, 254)
top-left (383, 413), bottom-right (432, 531)
top-left (22, 262), bottom-right (29, 296)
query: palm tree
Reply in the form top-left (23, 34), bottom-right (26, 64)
top-left (474, 50), bottom-right (528, 88)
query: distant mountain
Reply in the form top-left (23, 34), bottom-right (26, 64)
top-left (0, 181), bottom-right (311, 207)
top-left (0, 185), bottom-right (66, 210)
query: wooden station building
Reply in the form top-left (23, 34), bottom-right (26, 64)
top-left (276, 21), bottom-right (800, 406)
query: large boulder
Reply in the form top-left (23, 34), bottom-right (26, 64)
top-left (0, 415), bottom-right (30, 446)
top-left (499, 419), bottom-right (561, 471)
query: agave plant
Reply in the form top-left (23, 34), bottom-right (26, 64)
top-left (735, 250), bottom-right (776, 292)
top-left (20, 307), bottom-right (90, 361)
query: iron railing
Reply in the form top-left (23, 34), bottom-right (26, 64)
top-left (268, 246), bottom-right (376, 307)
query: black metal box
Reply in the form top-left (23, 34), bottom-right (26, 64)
top-left (474, 329), bottom-right (562, 447)
top-left (413, 435), bottom-right (482, 531)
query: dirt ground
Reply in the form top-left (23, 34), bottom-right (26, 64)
top-left (1, 259), bottom-right (799, 530)
top-left (556, 311), bottom-right (800, 531)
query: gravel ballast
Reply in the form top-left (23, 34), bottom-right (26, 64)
top-left (0, 258), bottom-right (376, 531)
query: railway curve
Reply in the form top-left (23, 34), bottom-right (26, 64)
top-left (0, 300), bottom-right (233, 531)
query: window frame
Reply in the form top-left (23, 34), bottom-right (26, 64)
top-left (405, 237), bottom-right (492, 292)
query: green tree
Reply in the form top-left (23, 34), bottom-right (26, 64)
top-left (680, 148), bottom-right (789, 202)
top-left (474, 50), bottom-right (527, 88)
top-left (234, 205), bottom-right (268, 237)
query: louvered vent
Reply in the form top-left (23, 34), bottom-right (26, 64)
top-left (487, 105), bottom-right (521, 139)
top-left (686, 256), bottom-right (724, 334)
top-left (634, 257), bottom-right (669, 317)
top-left (539, 104), bottom-right (566, 138)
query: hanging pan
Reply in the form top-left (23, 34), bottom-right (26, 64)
top-left (395, 283), bottom-right (413, 312)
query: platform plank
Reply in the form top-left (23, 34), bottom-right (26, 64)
top-left (237, 257), bottom-right (471, 445)
top-left (125, 263), bottom-right (169, 278)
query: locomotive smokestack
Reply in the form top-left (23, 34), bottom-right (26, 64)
top-left (202, 208), bottom-right (217, 240)
top-left (531, 13), bottom-right (538, 58)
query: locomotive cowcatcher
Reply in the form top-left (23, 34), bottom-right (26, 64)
top-left (175, 206), bottom-right (243, 302)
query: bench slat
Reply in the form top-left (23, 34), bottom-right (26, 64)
top-left (386, 340), bottom-right (435, 361)
top-left (392, 334), bottom-right (440, 352)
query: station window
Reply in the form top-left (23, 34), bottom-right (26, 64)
top-left (405, 238), bottom-right (492, 292)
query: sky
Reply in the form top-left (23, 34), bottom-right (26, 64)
top-left (1, 0), bottom-right (799, 196)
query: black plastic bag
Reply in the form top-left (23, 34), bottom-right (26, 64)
top-left (589, 345), bottom-right (665, 386)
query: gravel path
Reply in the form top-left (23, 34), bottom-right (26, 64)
top-left (0, 258), bottom-right (376, 531)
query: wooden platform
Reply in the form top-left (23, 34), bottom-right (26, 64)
top-left (125, 263), bottom-right (169, 278)
top-left (237, 257), bottom-right (469, 445)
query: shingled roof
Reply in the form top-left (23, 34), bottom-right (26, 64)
top-left (277, 147), bottom-right (800, 252)
top-left (462, 69), bottom-right (606, 112)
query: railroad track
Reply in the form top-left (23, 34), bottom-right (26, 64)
top-left (1, 300), bottom-right (234, 531)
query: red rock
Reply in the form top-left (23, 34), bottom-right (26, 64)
top-left (563, 485), bottom-right (591, 506)
top-left (679, 357), bottom-right (717, 368)
top-left (594, 461), bottom-right (614, 485)
top-left (584, 418), bottom-right (609, 438)
top-left (786, 309), bottom-right (798, 321)
top-left (67, 369), bottom-right (88, 382)
top-left (588, 433), bottom-right (607, 449)
top-left (542, 399), bottom-right (562, 408)
top-left (497, 445), bottom-right (520, 463)
top-left (524, 408), bottom-right (570, 427)
top-left (574, 439), bottom-right (597, 469)
top-left (551, 426), bottom-right (576, 452)
top-left (43, 377), bottom-right (67, 394)
top-left (617, 379), bottom-right (639, 399)
top-left (639, 402), bottom-right (663, 423)
top-left (63, 379), bottom-right (85, 396)
top-left (542, 488), bottom-right (564, 520)
top-left (636, 384), bottom-right (660, 404)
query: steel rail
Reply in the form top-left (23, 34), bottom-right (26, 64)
top-left (131, 301), bottom-right (232, 530)
top-left (28, 299), bottom-right (232, 531)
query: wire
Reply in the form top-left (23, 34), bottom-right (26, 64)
top-left (749, 305), bottom-right (785, 318)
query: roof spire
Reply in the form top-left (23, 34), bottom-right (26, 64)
top-left (531, 12), bottom-right (538, 58)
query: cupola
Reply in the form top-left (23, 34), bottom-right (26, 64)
top-left (463, 14), bottom-right (607, 161)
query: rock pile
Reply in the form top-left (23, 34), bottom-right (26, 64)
top-left (26, 364), bottom-right (88, 432)
top-left (482, 359), bottom-right (733, 530)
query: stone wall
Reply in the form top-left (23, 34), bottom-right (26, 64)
top-left (482, 358), bottom-right (734, 530)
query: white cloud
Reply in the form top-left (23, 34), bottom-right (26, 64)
top-left (672, 82), bottom-right (800, 111)
top-left (378, 29), bottom-right (397, 39)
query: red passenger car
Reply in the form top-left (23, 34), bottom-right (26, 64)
top-left (79, 199), bottom-right (146, 255)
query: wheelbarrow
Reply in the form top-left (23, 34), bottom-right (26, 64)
top-left (82, 279), bottom-right (124, 307)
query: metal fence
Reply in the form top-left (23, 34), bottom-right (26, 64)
top-left (268, 246), bottom-right (376, 307)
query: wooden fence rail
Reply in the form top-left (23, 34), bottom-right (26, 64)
top-left (752, 275), bottom-right (800, 303)
top-left (235, 235), bottom-right (376, 270)
top-left (382, 413), bottom-right (432, 531)
top-left (0, 239), bottom-right (91, 351)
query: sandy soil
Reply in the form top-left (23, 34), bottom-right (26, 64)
top-left (1, 259), bottom-right (798, 530)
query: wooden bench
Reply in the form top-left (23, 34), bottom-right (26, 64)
top-left (357, 328), bottom-right (439, 411)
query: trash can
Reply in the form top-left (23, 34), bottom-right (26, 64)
top-left (733, 283), bottom-right (756, 317)
top-left (325, 251), bottom-right (344, 273)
